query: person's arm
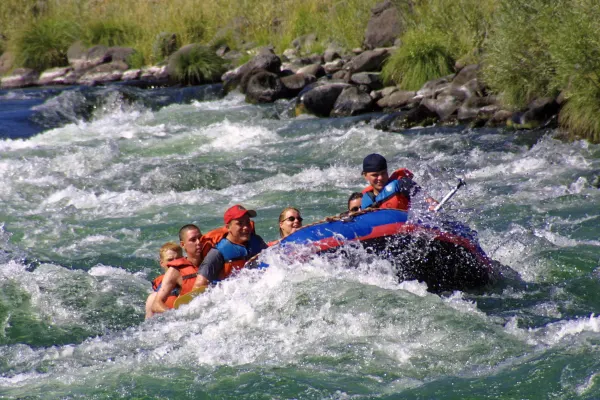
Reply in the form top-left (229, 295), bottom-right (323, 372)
top-left (255, 235), bottom-right (268, 250)
top-left (193, 248), bottom-right (224, 288)
top-left (152, 267), bottom-right (181, 314)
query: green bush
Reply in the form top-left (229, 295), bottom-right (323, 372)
top-left (84, 20), bottom-right (139, 47)
top-left (382, 29), bottom-right (455, 90)
top-left (169, 44), bottom-right (226, 85)
top-left (560, 88), bottom-right (600, 143)
top-left (16, 17), bottom-right (81, 71)
top-left (407, 0), bottom-right (495, 60)
top-left (550, 0), bottom-right (600, 143)
top-left (481, 0), bottom-right (559, 108)
top-left (126, 50), bottom-right (146, 69)
top-left (152, 32), bottom-right (180, 62)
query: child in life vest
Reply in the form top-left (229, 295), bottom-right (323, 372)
top-left (144, 242), bottom-right (183, 319)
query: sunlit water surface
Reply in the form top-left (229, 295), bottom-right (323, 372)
top-left (0, 84), bottom-right (599, 399)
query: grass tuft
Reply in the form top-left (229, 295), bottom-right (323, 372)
top-left (169, 44), bottom-right (226, 85)
top-left (84, 20), bottom-right (139, 47)
top-left (382, 29), bottom-right (455, 90)
top-left (560, 89), bottom-right (600, 143)
top-left (15, 17), bottom-right (80, 71)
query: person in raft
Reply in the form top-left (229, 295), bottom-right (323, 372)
top-left (145, 242), bottom-right (184, 319)
top-left (193, 205), bottom-right (268, 287)
top-left (360, 153), bottom-right (438, 210)
top-left (347, 192), bottom-right (362, 213)
top-left (278, 207), bottom-right (303, 239)
top-left (151, 224), bottom-right (203, 315)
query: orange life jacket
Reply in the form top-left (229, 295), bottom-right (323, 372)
top-left (152, 275), bottom-right (164, 292)
top-left (163, 257), bottom-right (199, 309)
top-left (362, 168), bottom-right (413, 211)
top-left (152, 274), bottom-right (180, 308)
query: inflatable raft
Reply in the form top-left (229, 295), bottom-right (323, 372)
top-left (259, 209), bottom-right (497, 293)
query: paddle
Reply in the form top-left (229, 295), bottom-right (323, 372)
top-left (433, 179), bottom-right (466, 211)
top-left (173, 286), bottom-right (207, 309)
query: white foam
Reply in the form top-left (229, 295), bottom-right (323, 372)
top-left (535, 314), bottom-right (600, 346)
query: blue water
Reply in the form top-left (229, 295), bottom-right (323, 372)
top-left (0, 83), bottom-right (599, 399)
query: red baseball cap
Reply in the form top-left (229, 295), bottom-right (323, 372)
top-left (223, 204), bottom-right (257, 224)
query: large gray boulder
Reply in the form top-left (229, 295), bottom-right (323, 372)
top-left (1, 68), bottom-right (39, 88)
top-left (297, 63), bottom-right (325, 78)
top-left (344, 49), bottom-right (390, 73)
top-left (380, 102), bottom-right (440, 131)
top-left (222, 47), bottom-right (281, 90)
top-left (509, 97), bottom-right (560, 129)
top-left (281, 73), bottom-right (316, 96)
top-left (364, 1), bottom-right (404, 49)
top-left (331, 86), bottom-right (374, 117)
top-left (245, 70), bottom-right (286, 103)
top-left (37, 67), bottom-right (73, 86)
top-left (66, 41), bottom-right (89, 71)
top-left (297, 83), bottom-right (350, 117)
top-left (376, 89), bottom-right (416, 110)
top-left (106, 47), bottom-right (136, 64)
top-left (421, 96), bottom-right (461, 121)
top-left (350, 72), bottom-right (383, 90)
top-left (84, 45), bottom-right (111, 69)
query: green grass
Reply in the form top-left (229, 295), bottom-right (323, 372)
top-left (382, 29), bottom-right (455, 90)
top-left (169, 44), bottom-right (227, 85)
top-left (83, 20), bottom-right (140, 47)
top-left (2, 0), bottom-right (600, 142)
top-left (560, 88), bottom-right (600, 143)
top-left (15, 17), bottom-right (81, 71)
top-left (481, 0), bottom-right (559, 108)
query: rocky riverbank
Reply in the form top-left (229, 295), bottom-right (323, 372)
top-left (0, 0), bottom-right (561, 133)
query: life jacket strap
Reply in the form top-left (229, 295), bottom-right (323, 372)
top-left (181, 273), bottom-right (198, 280)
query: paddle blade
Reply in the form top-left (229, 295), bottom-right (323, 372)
top-left (173, 286), bottom-right (207, 309)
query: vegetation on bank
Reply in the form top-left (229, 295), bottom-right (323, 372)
top-left (0, 0), bottom-right (599, 142)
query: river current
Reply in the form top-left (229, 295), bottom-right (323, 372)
top-left (0, 83), bottom-right (599, 399)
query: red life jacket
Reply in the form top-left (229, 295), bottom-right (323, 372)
top-left (163, 257), bottom-right (199, 309)
top-left (362, 168), bottom-right (413, 211)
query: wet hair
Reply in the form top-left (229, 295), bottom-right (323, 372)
top-left (347, 192), bottom-right (362, 209)
top-left (178, 224), bottom-right (201, 242)
top-left (159, 242), bottom-right (183, 261)
top-left (278, 207), bottom-right (301, 238)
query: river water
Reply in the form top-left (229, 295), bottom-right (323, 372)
top-left (0, 83), bottom-right (599, 399)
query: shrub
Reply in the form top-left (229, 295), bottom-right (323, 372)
top-left (84, 20), bottom-right (139, 47)
top-left (550, 0), bottom-right (600, 143)
top-left (15, 17), bottom-right (80, 71)
top-left (407, 0), bottom-right (496, 60)
top-left (559, 88), bottom-right (600, 143)
top-left (126, 50), bottom-right (146, 69)
top-left (152, 32), bottom-right (180, 63)
top-left (168, 44), bottom-right (227, 85)
top-left (382, 29), bottom-right (455, 90)
top-left (481, 0), bottom-right (559, 108)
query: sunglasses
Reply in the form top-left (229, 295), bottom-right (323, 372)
top-left (284, 216), bottom-right (303, 223)
top-left (349, 206), bottom-right (360, 212)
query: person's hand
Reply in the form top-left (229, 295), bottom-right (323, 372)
top-left (425, 197), bottom-right (439, 211)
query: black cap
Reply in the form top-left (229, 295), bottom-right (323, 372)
top-left (362, 153), bottom-right (387, 172)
